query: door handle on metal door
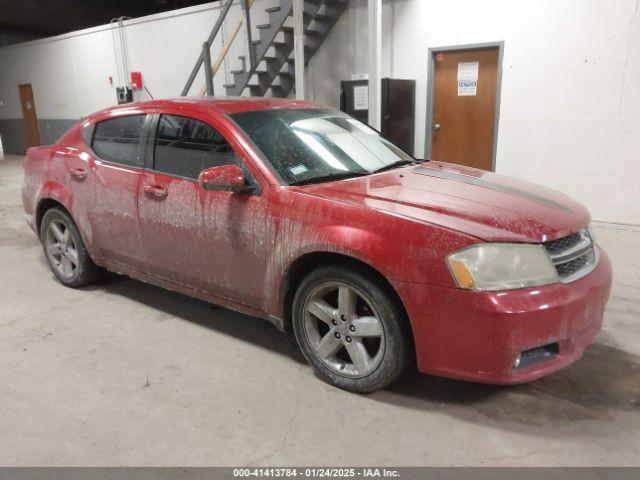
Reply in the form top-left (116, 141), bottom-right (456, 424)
top-left (143, 184), bottom-right (168, 199)
top-left (68, 168), bottom-right (87, 180)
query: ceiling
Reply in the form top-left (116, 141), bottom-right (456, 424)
top-left (0, 0), bottom-right (216, 46)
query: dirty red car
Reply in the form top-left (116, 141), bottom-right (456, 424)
top-left (22, 98), bottom-right (612, 392)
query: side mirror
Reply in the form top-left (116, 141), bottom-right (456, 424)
top-left (198, 165), bottom-right (253, 193)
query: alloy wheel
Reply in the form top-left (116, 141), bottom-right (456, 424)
top-left (302, 281), bottom-right (385, 378)
top-left (45, 220), bottom-right (79, 280)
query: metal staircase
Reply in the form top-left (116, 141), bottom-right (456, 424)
top-left (181, 0), bottom-right (348, 98)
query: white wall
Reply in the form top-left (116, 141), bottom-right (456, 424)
top-left (1, 0), bottom-right (638, 224)
top-left (308, 0), bottom-right (640, 225)
top-left (0, 1), bottom-right (275, 121)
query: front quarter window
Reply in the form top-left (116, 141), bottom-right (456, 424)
top-left (230, 108), bottom-right (414, 185)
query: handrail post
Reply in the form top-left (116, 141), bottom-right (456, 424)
top-left (203, 42), bottom-right (214, 96)
top-left (241, 0), bottom-right (255, 71)
top-left (181, 0), bottom-right (235, 96)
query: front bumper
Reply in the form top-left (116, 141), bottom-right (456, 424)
top-left (397, 247), bottom-right (612, 384)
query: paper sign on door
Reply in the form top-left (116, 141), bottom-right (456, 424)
top-left (457, 62), bottom-right (479, 96)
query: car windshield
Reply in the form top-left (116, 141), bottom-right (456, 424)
top-left (230, 108), bottom-right (415, 185)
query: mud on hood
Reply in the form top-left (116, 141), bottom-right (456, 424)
top-left (298, 162), bottom-right (590, 243)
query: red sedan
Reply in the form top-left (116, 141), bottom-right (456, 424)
top-left (22, 98), bottom-right (612, 392)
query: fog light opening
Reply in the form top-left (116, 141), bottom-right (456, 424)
top-left (513, 342), bottom-right (560, 370)
top-left (512, 355), bottom-right (521, 369)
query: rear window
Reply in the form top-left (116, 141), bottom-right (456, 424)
top-left (92, 115), bottom-right (145, 167)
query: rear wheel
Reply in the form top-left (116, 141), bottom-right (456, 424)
top-left (40, 207), bottom-right (102, 288)
top-left (292, 265), bottom-right (410, 393)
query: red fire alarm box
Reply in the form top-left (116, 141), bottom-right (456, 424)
top-left (130, 71), bottom-right (143, 90)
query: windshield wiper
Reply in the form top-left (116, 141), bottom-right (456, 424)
top-left (372, 159), bottom-right (418, 174)
top-left (289, 171), bottom-right (369, 186)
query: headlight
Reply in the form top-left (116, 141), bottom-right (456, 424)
top-left (447, 243), bottom-right (558, 291)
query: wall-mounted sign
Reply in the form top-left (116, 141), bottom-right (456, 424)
top-left (353, 85), bottom-right (369, 111)
top-left (351, 73), bottom-right (369, 81)
top-left (457, 62), bottom-right (479, 96)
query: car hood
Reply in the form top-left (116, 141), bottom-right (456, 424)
top-left (295, 162), bottom-right (590, 243)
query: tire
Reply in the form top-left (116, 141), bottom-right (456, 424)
top-left (292, 264), bottom-right (411, 393)
top-left (40, 207), bottom-right (102, 288)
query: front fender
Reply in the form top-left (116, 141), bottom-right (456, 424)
top-left (263, 214), bottom-right (474, 319)
top-left (283, 224), bottom-right (403, 280)
top-left (263, 220), bottom-right (393, 317)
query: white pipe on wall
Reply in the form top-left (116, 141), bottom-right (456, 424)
top-left (293, 0), bottom-right (305, 100)
top-left (367, 0), bottom-right (382, 129)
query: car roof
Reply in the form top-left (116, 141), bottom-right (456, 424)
top-left (91, 97), bottom-right (327, 119)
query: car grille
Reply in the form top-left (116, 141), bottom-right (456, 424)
top-left (544, 232), bottom-right (582, 255)
top-left (543, 228), bottom-right (598, 283)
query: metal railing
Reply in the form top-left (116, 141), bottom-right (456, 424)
top-left (180, 0), bottom-right (256, 97)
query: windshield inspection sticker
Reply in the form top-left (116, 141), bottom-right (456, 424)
top-left (289, 164), bottom-right (309, 176)
top-left (457, 61), bottom-right (479, 96)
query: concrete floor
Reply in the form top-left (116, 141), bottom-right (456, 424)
top-left (1, 153), bottom-right (639, 466)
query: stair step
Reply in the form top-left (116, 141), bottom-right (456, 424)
top-left (271, 85), bottom-right (287, 97)
top-left (304, 0), bottom-right (322, 9)
top-left (314, 13), bottom-right (332, 22)
top-left (217, 0), bottom-right (347, 99)
top-left (290, 9), bottom-right (333, 22)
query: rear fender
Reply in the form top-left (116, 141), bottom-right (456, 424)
top-left (36, 180), bottom-right (74, 231)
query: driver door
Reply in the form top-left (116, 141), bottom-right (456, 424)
top-left (138, 112), bottom-right (267, 307)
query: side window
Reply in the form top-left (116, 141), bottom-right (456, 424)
top-left (92, 115), bottom-right (145, 167)
top-left (153, 114), bottom-right (238, 179)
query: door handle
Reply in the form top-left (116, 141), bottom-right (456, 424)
top-left (143, 184), bottom-right (168, 199)
top-left (433, 123), bottom-right (441, 131)
top-left (68, 168), bottom-right (87, 180)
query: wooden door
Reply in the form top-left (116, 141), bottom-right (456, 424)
top-left (18, 84), bottom-right (42, 148)
top-left (430, 48), bottom-right (499, 170)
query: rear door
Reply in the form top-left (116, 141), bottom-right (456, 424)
top-left (87, 112), bottom-right (149, 269)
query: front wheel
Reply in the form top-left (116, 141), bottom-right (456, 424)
top-left (292, 265), bottom-right (411, 393)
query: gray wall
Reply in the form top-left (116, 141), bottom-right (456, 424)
top-left (0, 119), bottom-right (27, 154)
top-left (0, 118), bottom-right (77, 154)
